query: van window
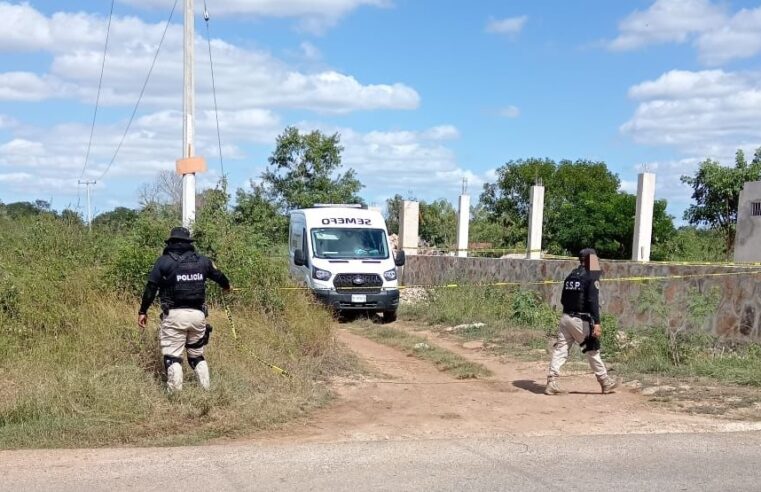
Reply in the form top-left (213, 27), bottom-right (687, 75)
top-left (311, 228), bottom-right (389, 260)
top-left (290, 218), bottom-right (303, 253)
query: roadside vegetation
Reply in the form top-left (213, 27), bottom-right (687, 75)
top-left (2, 125), bottom-right (759, 447)
top-left (400, 285), bottom-right (761, 389)
top-left (0, 187), bottom-right (359, 449)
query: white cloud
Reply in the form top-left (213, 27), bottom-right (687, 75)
top-left (0, 172), bottom-right (32, 183)
top-left (499, 105), bottom-right (520, 118)
top-left (340, 126), bottom-right (482, 198)
top-left (421, 125), bottom-right (460, 141)
top-left (619, 179), bottom-right (637, 194)
top-left (627, 70), bottom-right (746, 100)
top-left (118, 0), bottom-right (388, 33)
top-left (609, 0), bottom-right (761, 65)
top-left (609, 0), bottom-right (724, 51)
top-left (0, 106), bottom-right (281, 200)
top-left (621, 69), bottom-right (761, 157)
top-left (0, 72), bottom-right (70, 102)
top-left (0, 4), bottom-right (419, 112)
top-left (696, 7), bottom-right (761, 65)
top-left (485, 16), bottom-right (528, 37)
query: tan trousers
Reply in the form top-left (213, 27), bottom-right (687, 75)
top-left (548, 314), bottom-right (608, 381)
top-left (159, 308), bottom-right (207, 359)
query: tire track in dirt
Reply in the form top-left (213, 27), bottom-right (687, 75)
top-left (264, 325), bottom-right (761, 444)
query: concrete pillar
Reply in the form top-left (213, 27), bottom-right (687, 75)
top-left (734, 181), bottom-right (761, 262)
top-left (632, 172), bottom-right (656, 262)
top-left (526, 185), bottom-right (544, 260)
top-left (456, 194), bottom-right (470, 257)
top-left (399, 200), bottom-right (419, 256)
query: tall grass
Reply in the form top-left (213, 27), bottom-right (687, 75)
top-left (0, 191), bottom-right (349, 449)
top-left (402, 283), bottom-right (761, 386)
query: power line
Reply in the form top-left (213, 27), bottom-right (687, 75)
top-left (80, 0), bottom-right (115, 179)
top-left (97, 0), bottom-right (179, 181)
top-left (204, 0), bottom-right (225, 177)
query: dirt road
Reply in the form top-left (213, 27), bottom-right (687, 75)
top-left (264, 325), bottom-right (761, 443)
top-left (3, 322), bottom-right (761, 491)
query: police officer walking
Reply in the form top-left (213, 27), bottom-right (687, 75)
top-left (545, 248), bottom-right (618, 395)
top-left (138, 227), bottom-right (231, 393)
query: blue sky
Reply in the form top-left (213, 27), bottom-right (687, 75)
top-left (1, 0), bottom-right (761, 220)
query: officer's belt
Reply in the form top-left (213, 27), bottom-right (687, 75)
top-left (563, 311), bottom-right (592, 322)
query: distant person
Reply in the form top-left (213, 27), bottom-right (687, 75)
top-left (545, 248), bottom-right (618, 395)
top-left (138, 227), bottom-right (231, 393)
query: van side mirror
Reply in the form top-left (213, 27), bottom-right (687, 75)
top-left (394, 250), bottom-right (406, 267)
top-left (294, 249), bottom-right (306, 267)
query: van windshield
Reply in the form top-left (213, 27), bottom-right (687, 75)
top-left (311, 228), bottom-right (389, 259)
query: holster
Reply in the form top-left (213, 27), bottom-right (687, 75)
top-left (580, 334), bottom-right (600, 353)
top-left (186, 324), bottom-right (213, 349)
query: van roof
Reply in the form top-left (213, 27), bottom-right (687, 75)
top-left (292, 207), bottom-right (386, 227)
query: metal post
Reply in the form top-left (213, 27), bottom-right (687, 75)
top-left (78, 180), bottom-right (97, 231)
top-left (182, 0), bottom-right (196, 228)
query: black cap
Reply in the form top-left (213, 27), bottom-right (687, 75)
top-left (578, 248), bottom-right (596, 260)
top-left (166, 227), bottom-right (194, 243)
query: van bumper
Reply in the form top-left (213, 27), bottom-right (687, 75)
top-left (313, 289), bottom-right (400, 312)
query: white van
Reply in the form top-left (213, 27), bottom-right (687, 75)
top-left (288, 204), bottom-right (405, 322)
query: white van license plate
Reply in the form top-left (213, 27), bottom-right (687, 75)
top-left (351, 294), bottom-right (367, 303)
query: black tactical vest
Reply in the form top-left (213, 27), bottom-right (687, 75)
top-left (163, 252), bottom-right (206, 311)
top-left (561, 267), bottom-right (586, 314)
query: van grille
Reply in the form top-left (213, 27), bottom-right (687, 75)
top-left (334, 273), bottom-right (383, 294)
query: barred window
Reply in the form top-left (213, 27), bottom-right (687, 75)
top-left (753, 202), bottom-right (761, 217)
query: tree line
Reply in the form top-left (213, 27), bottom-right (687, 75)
top-left (2, 127), bottom-right (759, 261)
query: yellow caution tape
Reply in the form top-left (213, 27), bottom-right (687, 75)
top-left (226, 268), bottom-right (761, 293)
top-left (222, 297), bottom-right (291, 378)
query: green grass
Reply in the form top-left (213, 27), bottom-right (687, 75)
top-left (350, 325), bottom-right (492, 379)
top-left (0, 212), bottom-right (355, 449)
top-left (401, 285), bottom-right (761, 387)
top-left (401, 286), bottom-right (557, 359)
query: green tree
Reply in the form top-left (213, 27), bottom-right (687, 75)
top-left (233, 182), bottom-right (288, 242)
top-left (651, 227), bottom-right (726, 262)
top-left (59, 209), bottom-right (84, 227)
top-left (93, 207), bottom-right (139, 232)
top-left (5, 201), bottom-right (55, 220)
top-left (553, 192), bottom-right (674, 259)
top-left (384, 194), bottom-right (404, 235)
top-left (681, 149), bottom-right (761, 255)
top-left (234, 127), bottom-right (364, 243)
top-left (479, 158), bottom-right (675, 259)
top-left (261, 127), bottom-right (364, 211)
top-left (420, 199), bottom-right (457, 247)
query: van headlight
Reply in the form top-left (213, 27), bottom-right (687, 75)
top-left (383, 268), bottom-right (397, 281)
top-left (312, 266), bottom-right (332, 281)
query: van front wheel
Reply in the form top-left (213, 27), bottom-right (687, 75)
top-left (381, 310), bottom-right (397, 323)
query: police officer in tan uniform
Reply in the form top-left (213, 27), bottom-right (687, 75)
top-left (545, 248), bottom-right (618, 395)
top-left (138, 227), bottom-right (230, 392)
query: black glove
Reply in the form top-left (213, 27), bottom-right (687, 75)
top-left (580, 335), bottom-right (600, 353)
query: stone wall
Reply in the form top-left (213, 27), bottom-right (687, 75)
top-left (401, 255), bottom-right (761, 339)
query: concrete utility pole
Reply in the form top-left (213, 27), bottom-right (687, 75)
top-left (181, 0), bottom-right (196, 228)
top-left (78, 180), bottom-right (96, 232)
top-left (176, 0), bottom-right (206, 228)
